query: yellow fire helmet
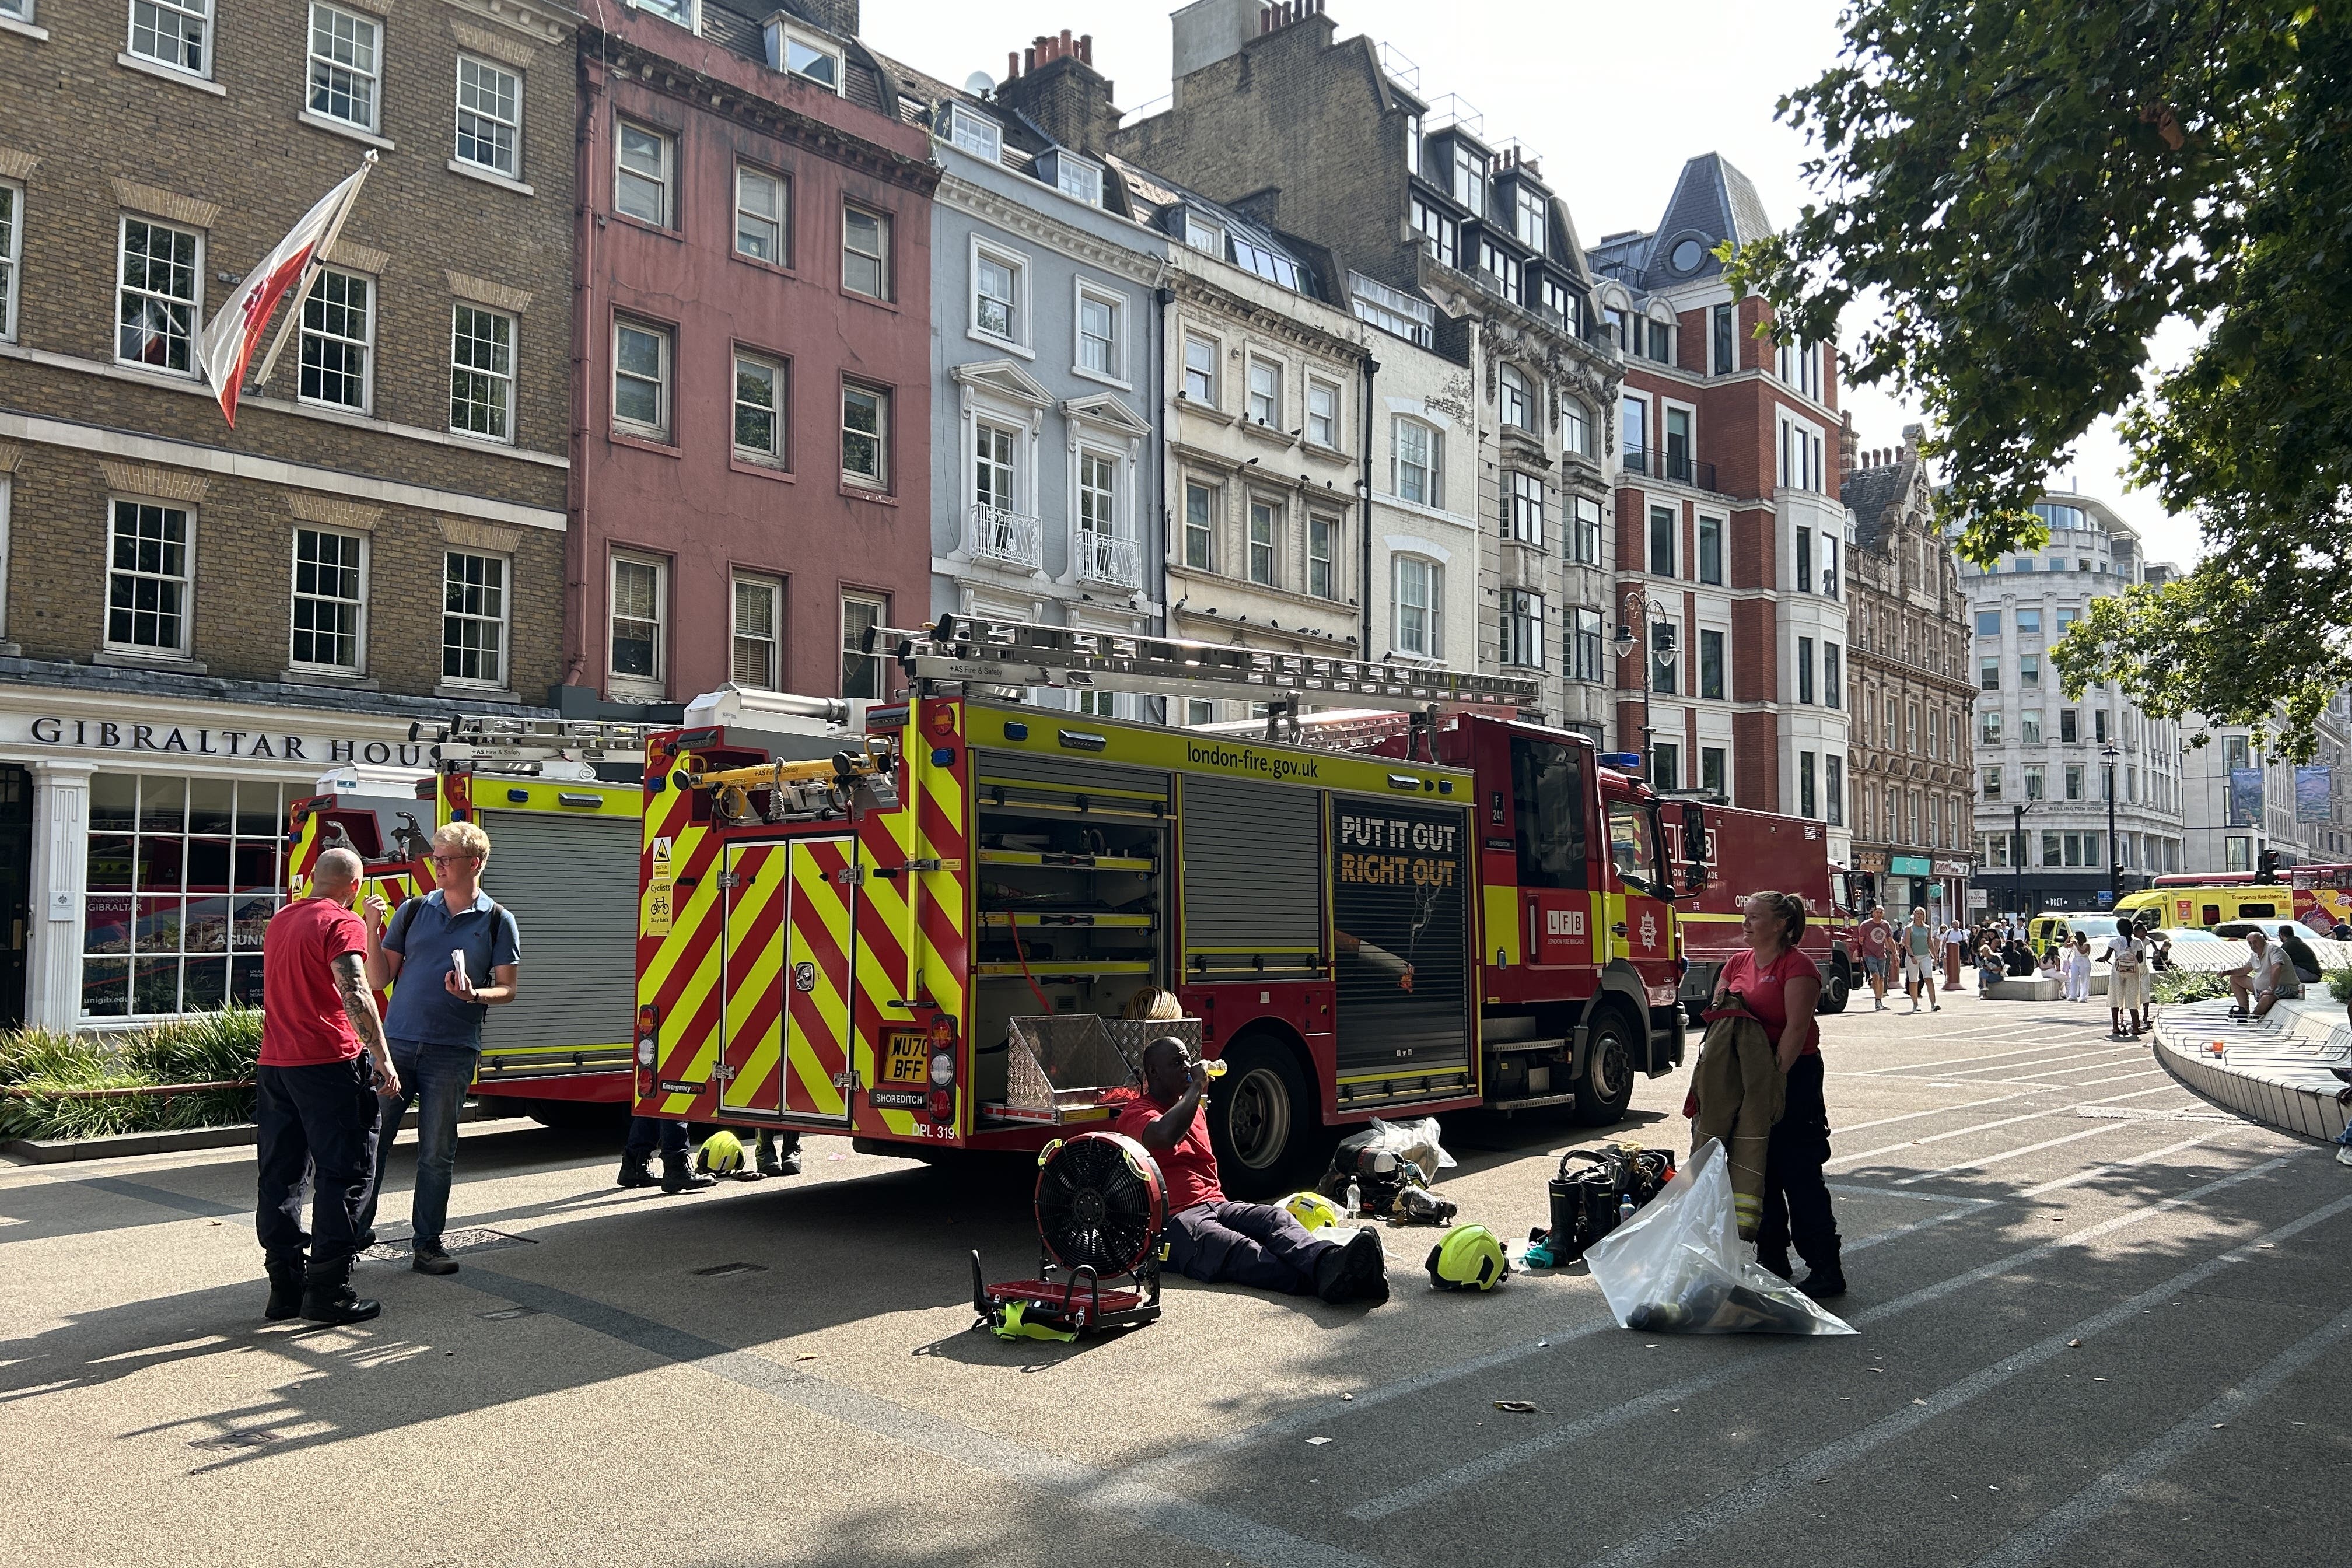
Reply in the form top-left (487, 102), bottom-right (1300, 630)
top-left (1425, 1224), bottom-right (1509, 1292)
top-left (699, 1130), bottom-right (746, 1175)
top-left (1282, 1190), bottom-right (1340, 1231)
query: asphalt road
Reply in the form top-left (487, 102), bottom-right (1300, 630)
top-left (4, 979), bottom-right (2347, 1567)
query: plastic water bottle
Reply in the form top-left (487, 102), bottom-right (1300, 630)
top-left (1618, 1192), bottom-right (1636, 1225)
top-left (1345, 1180), bottom-right (1362, 1219)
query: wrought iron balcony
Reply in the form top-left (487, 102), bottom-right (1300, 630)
top-left (968, 503), bottom-right (1042, 569)
top-left (1622, 445), bottom-right (1718, 492)
top-left (1074, 528), bottom-right (1141, 589)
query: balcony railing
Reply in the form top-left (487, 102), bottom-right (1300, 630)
top-left (968, 503), bottom-right (1042, 569)
top-left (1074, 528), bottom-right (1140, 589)
top-left (1621, 445), bottom-right (1718, 492)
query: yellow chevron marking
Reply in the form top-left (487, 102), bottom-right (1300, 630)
top-left (722, 847), bottom-right (789, 1112)
top-left (782, 841), bottom-right (852, 1120)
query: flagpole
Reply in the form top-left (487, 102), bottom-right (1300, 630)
top-left (250, 150), bottom-right (377, 393)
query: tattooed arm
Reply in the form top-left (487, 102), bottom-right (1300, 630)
top-left (333, 949), bottom-right (400, 1097)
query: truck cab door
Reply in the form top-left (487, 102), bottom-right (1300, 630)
top-left (1603, 792), bottom-right (1676, 996)
top-left (1509, 738), bottom-right (1594, 972)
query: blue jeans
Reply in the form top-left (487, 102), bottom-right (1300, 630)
top-left (359, 1039), bottom-right (477, 1248)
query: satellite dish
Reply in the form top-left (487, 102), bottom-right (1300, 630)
top-left (964, 70), bottom-right (995, 96)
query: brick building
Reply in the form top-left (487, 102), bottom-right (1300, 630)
top-left (565, 0), bottom-right (936, 714)
top-left (1839, 425), bottom-right (1973, 921)
top-left (1588, 155), bottom-right (1852, 860)
top-left (0, 0), bottom-right (575, 1026)
top-left (1112, 0), bottom-right (1622, 736)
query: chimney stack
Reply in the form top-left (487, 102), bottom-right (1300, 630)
top-left (998, 28), bottom-right (1122, 155)
top-left (1838, 410), bottom-right (1858, 476)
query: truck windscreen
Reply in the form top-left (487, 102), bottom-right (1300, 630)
top-left (1511, 739), bottom-right (1588, 890)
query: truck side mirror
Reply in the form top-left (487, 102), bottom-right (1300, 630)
top-left (1680, 800), bottom-right (1707, 892)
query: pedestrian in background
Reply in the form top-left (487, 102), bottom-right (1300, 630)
top-left (2062, 932), bottom-right (2094, 1003)
top-left (2104, 921), bottom-right (2152, 1037)
top-left (1900, 908), bottom-right (1941, 1013)
top-left (254, 846), bottom-right (400, 1326)
top-left (357, 821), bottom-right (521, 1277)
top-left (1854, 904), bottom-right (1893, 1012)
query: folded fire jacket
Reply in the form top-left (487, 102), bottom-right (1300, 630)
top-left (1691, 1006), bottom-right (1786, 1239)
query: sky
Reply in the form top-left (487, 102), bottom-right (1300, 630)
top-left (861, 0), bottom-right (2207, 567)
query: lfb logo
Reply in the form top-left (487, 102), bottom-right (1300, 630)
top-left (1544, 908), bottom-right (1587, 937)
top-left (1639, 912), bottom-right (1659, 949)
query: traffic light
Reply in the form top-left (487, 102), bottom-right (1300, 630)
top-left (2259, 846), bottom-right (2280, 882)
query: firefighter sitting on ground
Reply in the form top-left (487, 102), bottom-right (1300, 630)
top-left (1114, 1036), bottom-right (1388, 1306)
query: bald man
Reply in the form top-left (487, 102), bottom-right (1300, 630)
top-left (254, 846), bottom-right (400, 1326)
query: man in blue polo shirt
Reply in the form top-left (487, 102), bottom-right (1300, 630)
top-left (356, 820), bottom-right (520, 1276)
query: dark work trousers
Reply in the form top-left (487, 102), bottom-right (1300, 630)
top-left (254, 1056), bottom-right (380, 1275)
top-left (1164, 1200), bottom-right (1337, 1294)
top-left (624, 1115), bottom-right (687, 1161)
top-left (1756, 1052), bottom-right (1841, 1272)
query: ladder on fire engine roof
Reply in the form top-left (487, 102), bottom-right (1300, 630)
top-left (409, 715), bottom-right (656, 764)
top-left (869, 612), bottom-right (1544, 720)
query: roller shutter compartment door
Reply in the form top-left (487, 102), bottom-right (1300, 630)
top-left (1328, 794), bottom-right (1473, 1077)
top-left (1180, 774), bottom-right (1323, 978)
top-left (477, 810), bottom-right (640, 1054)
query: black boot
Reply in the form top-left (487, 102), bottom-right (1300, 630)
top-left (1313, 1228), bottom-right (1388, 1306)
top-left (760, 1132), bottom-right (801, 1178)
top-left (264, 1259), bottom-right (307, 1321)
top-left (662, 1151), bottom-right (715, 1194)
top-left (615, 1153), bottom-right (660, 1189)
top-left (1756, 1247), bottom-right (1793, 1282)
top-left (1798, 1262), bottom-right (1848, 1300)
top-left (299, 1260), bottom-right (382, 1325)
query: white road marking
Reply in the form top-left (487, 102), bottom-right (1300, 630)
top-left (1839, 1038), bottom-right (2096, 1076)
top-left (1964, 1309), bottom-right (2352, 1568)
top-left (1890, 1124), bottom-right (2132, 1185)
top-left (2017, 1135), bottom-right (2213, 1197)
top-left (1569, 1182), bottom-right (2352, 1568)
top-left (1344, 1152), bottom-right (2302, 1522)
top-left (1825, 1086), bottom-right (2179, 1170)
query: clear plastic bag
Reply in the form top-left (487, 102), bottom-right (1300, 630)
top-left (1364, 1115), bottom-right (1457, 1184)
top-left (1581, 1138), bottom-right (1854, 1335)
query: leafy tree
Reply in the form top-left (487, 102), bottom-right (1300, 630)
top-left (1730, 2), bottom-right (2351, 757)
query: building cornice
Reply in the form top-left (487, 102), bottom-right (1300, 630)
top-left (1169, 272), bottom-right (1364, 364)
top-left (440, 0), bottom-right (569, 47)
top-left (939, 172), bottom-right (1163, 284)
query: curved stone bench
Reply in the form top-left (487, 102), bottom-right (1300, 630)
top-left (2150, 996), bottom-right (2352, 1143)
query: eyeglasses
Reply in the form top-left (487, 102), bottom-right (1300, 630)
top-left (429, 854), bottom-right (480, 867)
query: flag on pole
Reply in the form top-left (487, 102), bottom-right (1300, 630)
top-left (195, 158), bottom-right (373, 426)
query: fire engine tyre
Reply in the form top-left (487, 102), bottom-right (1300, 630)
top-left (1205, 1035), bottom-right (1314, 1200)
top-left (519, 1097), bottom-right (629, 1132)
top-left (1569, 1006), bottom-right (1639, 1126)
top-left (1818, 954), bottom-right (1853, 1015)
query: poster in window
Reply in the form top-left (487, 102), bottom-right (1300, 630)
top-left (1329, 796), bottom-right (1471, 1077)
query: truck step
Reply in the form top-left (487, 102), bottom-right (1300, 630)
top-left (1483, 1090), bottom-right (1582, 1114)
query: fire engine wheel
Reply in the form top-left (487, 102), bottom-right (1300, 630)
top-left (1569, 1007), bottom-right (1639, 1126)
top-left (1817, 956), bottom-right (1853, 1015)
top-left (1205, 1035), bottom-right (1313, 1200)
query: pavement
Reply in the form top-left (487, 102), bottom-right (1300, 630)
top-left (4, 979), bottom-right (2348, 1567)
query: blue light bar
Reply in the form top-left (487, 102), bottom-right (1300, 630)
top-left (1600, 752), bottom-right (1643, 770)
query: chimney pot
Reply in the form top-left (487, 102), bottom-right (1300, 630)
top-left (1080, 33), bottom-right (1091, 65)
top-left (1007, 50), bottom-right (1018, 79)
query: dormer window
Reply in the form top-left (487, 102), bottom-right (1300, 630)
top-left (946, 104), bottom-right (1002, 163)
top-left (1184, 212), bottom-right (1222, 255)
top-left (1042, 149), bottom-right (1101, 206)
top-left (1514, 187), bottom-right (1545, 250)
top-left (1452, 142), bottom-right (1487, 215)
top-left (766, 21), bottom-right (841, 92)
top-left (1231, 234), bottom-right (1300, 291)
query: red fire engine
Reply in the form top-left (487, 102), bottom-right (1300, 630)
top-left (1665, 802), bottom-right (1852, 1020)
top-left (631, 615), bottom-right (1708, 1196)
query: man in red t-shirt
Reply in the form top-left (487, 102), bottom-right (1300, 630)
top-left (1114, 1037), bottom-right (1386, 1305)
top-left (255, 846), bottom-right (400, 1326)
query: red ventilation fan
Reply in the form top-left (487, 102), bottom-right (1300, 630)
top-left (972, 1131), bottom-right (1166, 1338)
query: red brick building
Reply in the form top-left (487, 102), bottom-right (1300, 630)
top-left (1590, 155), bottom-right (1852, 862)
top-left (565, 0), bottom-right (937, 714)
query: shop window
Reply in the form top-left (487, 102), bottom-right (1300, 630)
top-left (83, 774), bottom-right (285, 1017)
